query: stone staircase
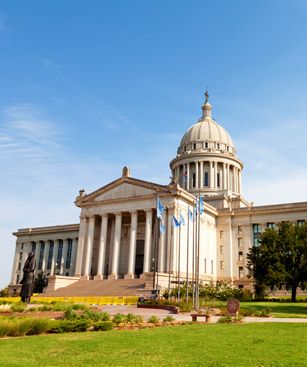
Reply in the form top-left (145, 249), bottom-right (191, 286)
top-left (42, 278), bottom-right (148, 297)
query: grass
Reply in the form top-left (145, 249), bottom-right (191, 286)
top-left (240, 302), bottom-right (307, 318)
top-left (0, 323), bottom-right (306, 366)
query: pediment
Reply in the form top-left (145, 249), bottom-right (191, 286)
top-left (78, 177), bottom-right (171, 206)
top-left (94, 182), bottom-right (157, 202)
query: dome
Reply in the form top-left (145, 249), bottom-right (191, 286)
top-left (177, 92), bottom-right (236, 156)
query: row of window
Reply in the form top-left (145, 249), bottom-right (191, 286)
top-left (204, 259), bottom-right (214, 275)
top-left (18, 239), bottom-right (74, 272)
top-left (183, 142), bottom-right (230, 152)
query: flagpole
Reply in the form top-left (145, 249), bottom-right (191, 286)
top-left (192, 204), bottom-right (195, 308)
top-left (156, 216), bottom-right (160, 295)
top-left (168, 215), bottom-right (172, 299)
top-left (177, 219), bottom-right (181, 301)
top-left (196, 192), bottom-right (201, 310)
top-left (186, 207), bottom-right (190, 302)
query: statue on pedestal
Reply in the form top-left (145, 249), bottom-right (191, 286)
top-left (20, 252), bottom-right (36, 303)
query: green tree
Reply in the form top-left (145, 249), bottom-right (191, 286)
top-left (247, 221), bottom-right (307, 302)
top-left (34, 272), bottom-right (48, 294)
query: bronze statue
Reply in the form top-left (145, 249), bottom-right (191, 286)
top-left (20, 252), bottom-right (36, 303)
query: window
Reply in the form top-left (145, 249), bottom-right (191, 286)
top-left (238, 238), bottom-right (243, 249)
top-left (16, 275), bottom-right (20, 284)
top-left (204, 258), bottom-right (207, 273)
top-left (267, 222), bottom-right (275, 229)
top-left (31, 242), bottom-right (36, 254)
top-left (56, 240), bottom-right (63, 270)
top-left (19, 252), bottom-right (22, 261)
top-left (220, 230), bottom-right (224, 239)
top-left (211, 260), bottom-right (213, 275)
top-left (204, 142), bottom-right (208, 149)
top-left (297, 220), bottom-right (305, 227)
top-left (238, 251), bottom-right (243, 261)
top-left (47, 241), bottom-right (54, 270)
top-left (238, 226), bottom-right (242, 234)
top-left (252, 224), bottom-right (261, 247)
top-left (217, 172), bottom-right (220, 188)
top-left (192, 173), bottom-right (196, 188)
top-left (184, 145), bottom-right (187, 152)
top-left (21, 243), bottom-right (24, 250)
top-left (193, 143), bottom-right (196, 150)
top-left (226, 146), bottom-right (229, 152)
top-left (217, 143), bottom-right (220, 149)
top-left (239, 266), bottom-right (244, 279)
top-left (220, 261), bottom-right (224, 270)
top-left (66, 239), bottom-right (73, 269)
top-left (204, 172), bottom-right (209, 187)
top-left (220, 245), bottom-right (224, 255)
top-left (18, 262), bottom-right (21, 271)
top-left (38, 242), bottom-right (45, 270)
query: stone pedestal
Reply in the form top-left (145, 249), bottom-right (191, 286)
top-left (124, 273), bottom-right (135, 279)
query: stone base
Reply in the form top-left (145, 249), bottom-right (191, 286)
top-left (8, 284), bottom-right (21, 297)
top-left (80, 275), bottom-right (90, 280)
top-left (124, 273), bottom-right (135, 279)
top-left (44, 275), bottom-right (80, 293)
top-left (108, 273), bottom-right (118, 280)
top-left (93, 275), bottom-right (104, 280)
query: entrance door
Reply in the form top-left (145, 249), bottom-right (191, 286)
top-left (134, 240), bottom-right (144, 277)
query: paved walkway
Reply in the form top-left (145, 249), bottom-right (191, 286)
top-left (98, 305), bottom-right (307, 323)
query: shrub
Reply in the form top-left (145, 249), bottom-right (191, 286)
top-left (254, 307), bottom-right (271, 318)
top-left (178, 303), bottom-right (193, 313)
top-left (37, 305), bottom-right (52, 312)
top-left (163, 316), bottom-right (175, 323)
top-left (8, 320), bottom-right (31, 337)
top-left (148, 315), bottom-right (160, 324)
top-left (49, 320), bottom-right (89, 333)
top-left (26, 319), bottom-right (50, 335)
top-left (0, 320), bottom-right (11, 337)
top-left (93, 321), bottom-right (113, 331)
top-left (64, 308), bottom-right (78, 320)
top-left (112, 313), bottom-right (127, 325)
top-left (240, 307), bottom-right (253, 316)
top-left (218, 315), bottom-right (243, 324)
top-left (0, 287), bottom-right (9, 297)
top-left (100, 311), bottom-right (110, 321)
top-left (80, 310), bottom-right (103, 322)
top-left (11, 302), bottom-right (27, 313)
top-left (71, 303), bottom-right (88, 311)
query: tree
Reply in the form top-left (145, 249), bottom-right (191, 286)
top-left (33, 272), bottom-right (48, 294)
top-left (247, 221), bottom-right (307, 302)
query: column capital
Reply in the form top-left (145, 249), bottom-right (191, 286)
top-left (100, 213), bottom-right (109, 219)
top-left (145, 208), bottom-right (152, 215)
top-left (129, 210), bottom-right (138, 215)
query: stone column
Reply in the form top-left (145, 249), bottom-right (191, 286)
top-left (158, 209), bottom-right (167, 272)
top-left (125, 211), bottom-right (138, 279)
top-left (82, 215), bottom-right (95, 279)
top-left (43, 240), bottom-right (50, 273)
top-left (70, 238), bottom-right (78, 275)
top-left (109, 213), bottom-right (122, 279)
top-left (143, 209), bottom-right (152, 273)
top-left (200, 161), bottom-right (204, 189)
top-left (227, 164), bottom-right (230, 190)
top-left (166, 209), bottom-right (173, 272)
top-left (10, 244), bottom-right (20, 284)
top-left (60, 239), bottom-right (67, 275)
top-left (74, 216), bottom-right (87, 277)
top-left (209, 161), bottom-right (214, 188)
top-left (186, 163), bottom-right (190, 190)
top-left (195, 161), bottom-right (199, 189)
top-left (34, 241), bottom-right (40, 274)
top-left (223, 163), bottom-right (227, 190)
top-left (95, 214), bottom-right (109, 279)
top-left (238, 170), bottom-right (242, 194)
top-left (51, 240), bottom-right (59, 276)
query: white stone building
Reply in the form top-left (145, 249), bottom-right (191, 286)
top-left (8, 94), bottom-right (307, 295)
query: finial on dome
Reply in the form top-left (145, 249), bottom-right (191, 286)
top-left (205, 90), bottom-right (209, 103)
top-left (201, 89), bottom-right (212, 119)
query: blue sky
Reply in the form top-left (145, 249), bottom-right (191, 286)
top-left (1, 0), bottom-right (307, 288)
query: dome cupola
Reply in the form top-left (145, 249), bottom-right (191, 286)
top-left (170, 92), bottom-right (243, 202)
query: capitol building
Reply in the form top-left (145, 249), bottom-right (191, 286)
top-left (8, 93), bottom-right (307, 296)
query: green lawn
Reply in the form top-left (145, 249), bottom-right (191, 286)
top-left (240, 302), bottom-right (307, 318)
top-left (0, 323), bottom-right (306, 367)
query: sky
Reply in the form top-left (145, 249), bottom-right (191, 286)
top-left (1, 0), bottom-right (307, 288)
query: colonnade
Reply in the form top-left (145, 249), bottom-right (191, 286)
top-left (75, 208), bottom-right (172, 279)
top-left (173, 161), bottom-right (241, 193)
top-left (11, 237), bottom-right (78, 284)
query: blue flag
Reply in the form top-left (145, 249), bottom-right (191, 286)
top-left (172, 215), bottom-right (181, 227)
top-left (160, 222), bottom-right (166, 234)
top-left (156, 197), bottom-right (165, 219)
top-left (199, 196), bottom-right (204, 215)
top-left (179, 212), bottom-right (185, 226)
top-left (188, 207), bottom-right (194, 221)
